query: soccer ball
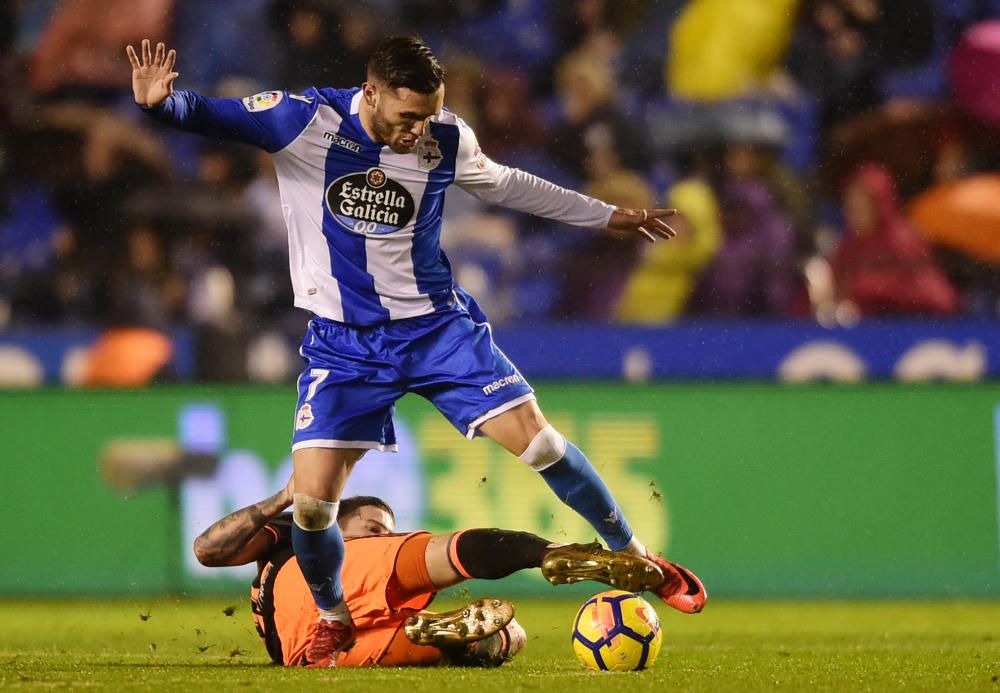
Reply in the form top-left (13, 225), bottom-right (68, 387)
top-left (571, 590), bottom-right (662, 672)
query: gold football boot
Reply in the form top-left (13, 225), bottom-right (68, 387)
top-left (404, 598), bottom-right (515, 646)
top-left (541, 541), bottom-right (665, 593)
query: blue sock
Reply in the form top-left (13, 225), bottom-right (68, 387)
top-left (291, 520), bottom-right (345, 609)
top-left (538, 440), bottom-right (634, 551)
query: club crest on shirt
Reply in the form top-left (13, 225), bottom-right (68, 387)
top-left (326, 167), bottom-right (415, 235)
top-left (417, 137), bottom-right (443, 170)
top-left (294, 403), bottom-right (314, 430)
top-left (242, 91), bottom-right (283, 112)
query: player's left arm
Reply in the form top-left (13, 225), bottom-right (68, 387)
top-left (193, 477), bottom-right (294, 567)
top-left (451, 118), bottom-right (675, 242)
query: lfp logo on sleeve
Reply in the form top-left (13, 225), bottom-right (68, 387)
top-left (242, 91), bottom-right (284, 112)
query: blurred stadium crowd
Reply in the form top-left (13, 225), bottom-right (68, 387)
top-left (2, 0), bottom-right (1000, 381)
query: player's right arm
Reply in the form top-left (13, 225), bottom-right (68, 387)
top-left (126, 39), bottom-right (315, 152)
top-left (193, 477), bottom-right (294, 567)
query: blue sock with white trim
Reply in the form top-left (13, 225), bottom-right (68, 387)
top-left (538, 440), bottom-right (634, 551)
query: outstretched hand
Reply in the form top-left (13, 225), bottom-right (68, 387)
top-left (607, 208), bottom-right (677, 243)
top-left (126, 39), bottom-right (178, 108)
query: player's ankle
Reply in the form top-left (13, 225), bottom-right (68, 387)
top-left (318, 601), bottom-right (352, 624)
top-left (623, 536), bottom-right (647, 557)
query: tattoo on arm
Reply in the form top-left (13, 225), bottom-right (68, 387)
top-left (193, 491), bottom-right (286, 566)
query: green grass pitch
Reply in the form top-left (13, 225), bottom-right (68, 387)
top-left (1, 598), bottom-right (998, 691)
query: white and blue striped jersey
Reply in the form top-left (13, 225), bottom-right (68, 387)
top-left (146, 87), bottom-right (615, 325)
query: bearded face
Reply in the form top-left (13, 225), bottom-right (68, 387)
top-left (364, 82), bottom-right (444, 154)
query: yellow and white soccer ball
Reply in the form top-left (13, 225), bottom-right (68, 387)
top-left (571, 590), bottom-right (662, 671)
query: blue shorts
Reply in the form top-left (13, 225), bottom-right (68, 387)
top-left (291, 288), bottom-right (535, 452)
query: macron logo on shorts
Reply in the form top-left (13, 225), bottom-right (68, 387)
top-left (482, 374), bottom-right (522, 396)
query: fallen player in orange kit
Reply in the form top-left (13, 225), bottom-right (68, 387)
top-left (194, 481), bottom-right (667, 667)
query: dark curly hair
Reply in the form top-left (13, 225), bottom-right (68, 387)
top-left (367, 36), bottom-right (445, 94)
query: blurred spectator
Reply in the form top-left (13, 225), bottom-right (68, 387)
top-left (786, 0), bottom-right (880, 132)
top-left (824, 102), bottom-right (954, 200)
top-left (28, 0), bottom-right (174, 97)
top-left (399, 0), bottom-right (502, 37)
top-left (441, 210), bottom-right (521, 323)
top-left (554, 166), bottom-right (655, 321)
top-left (441, 55), bottom-right (487, 131)
top-left (788, 0), bottom-right (937, 126)
top-left (243, 151), bottom-right (291, 257)
top-left (668, 0), bottom-right (800, 101)
top-left (950, 19), bottom-right (1000, 126)
top-left (0, 184), bottom-right (65, 290)
top-left (475, 70), bottom-right (547, 164)
top-left (270, 0), bottom-right (388, 90)
top-left (691, 181), bottom-right (798, 316)
top-left (5, 103), bottom-right (173, 324)
top-left (549, 50), bottom-right (649, 181)
top-left (453, 0), bottom-right (554, 79)
top-left (615, 179), bottom-right (722, 323)
top-left (23, 103), bottom-right (172, 244)
top-left (105, 224), bottom-right (185, 329)
top-left (6, 221), bottom-right (92, 324)
top-left (550, 0), bottom-right (632, 63)
top-left (270, 0), bottom-right (341, 89)
top-left (171, 0), bottom-right (280, 92)
top-left (827, 164), bottom-right (960, 317)
top-left (169, 0), bottom-right (285, 96)
top-left (723, 132), bottom-right (816, 257)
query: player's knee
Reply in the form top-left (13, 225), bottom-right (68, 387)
top-left (192, 536), bottom-right (215, 566)
top-left (292, 493), bottom-right (339, 531)
top-left (518, 424), bottom-right (566, 471)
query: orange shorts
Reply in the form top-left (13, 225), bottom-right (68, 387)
top-left (262, 531), bottom-right (442, 667)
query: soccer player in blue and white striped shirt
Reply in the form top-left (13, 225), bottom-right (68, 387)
top-left (127, 36), bottom-right (705, 667)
